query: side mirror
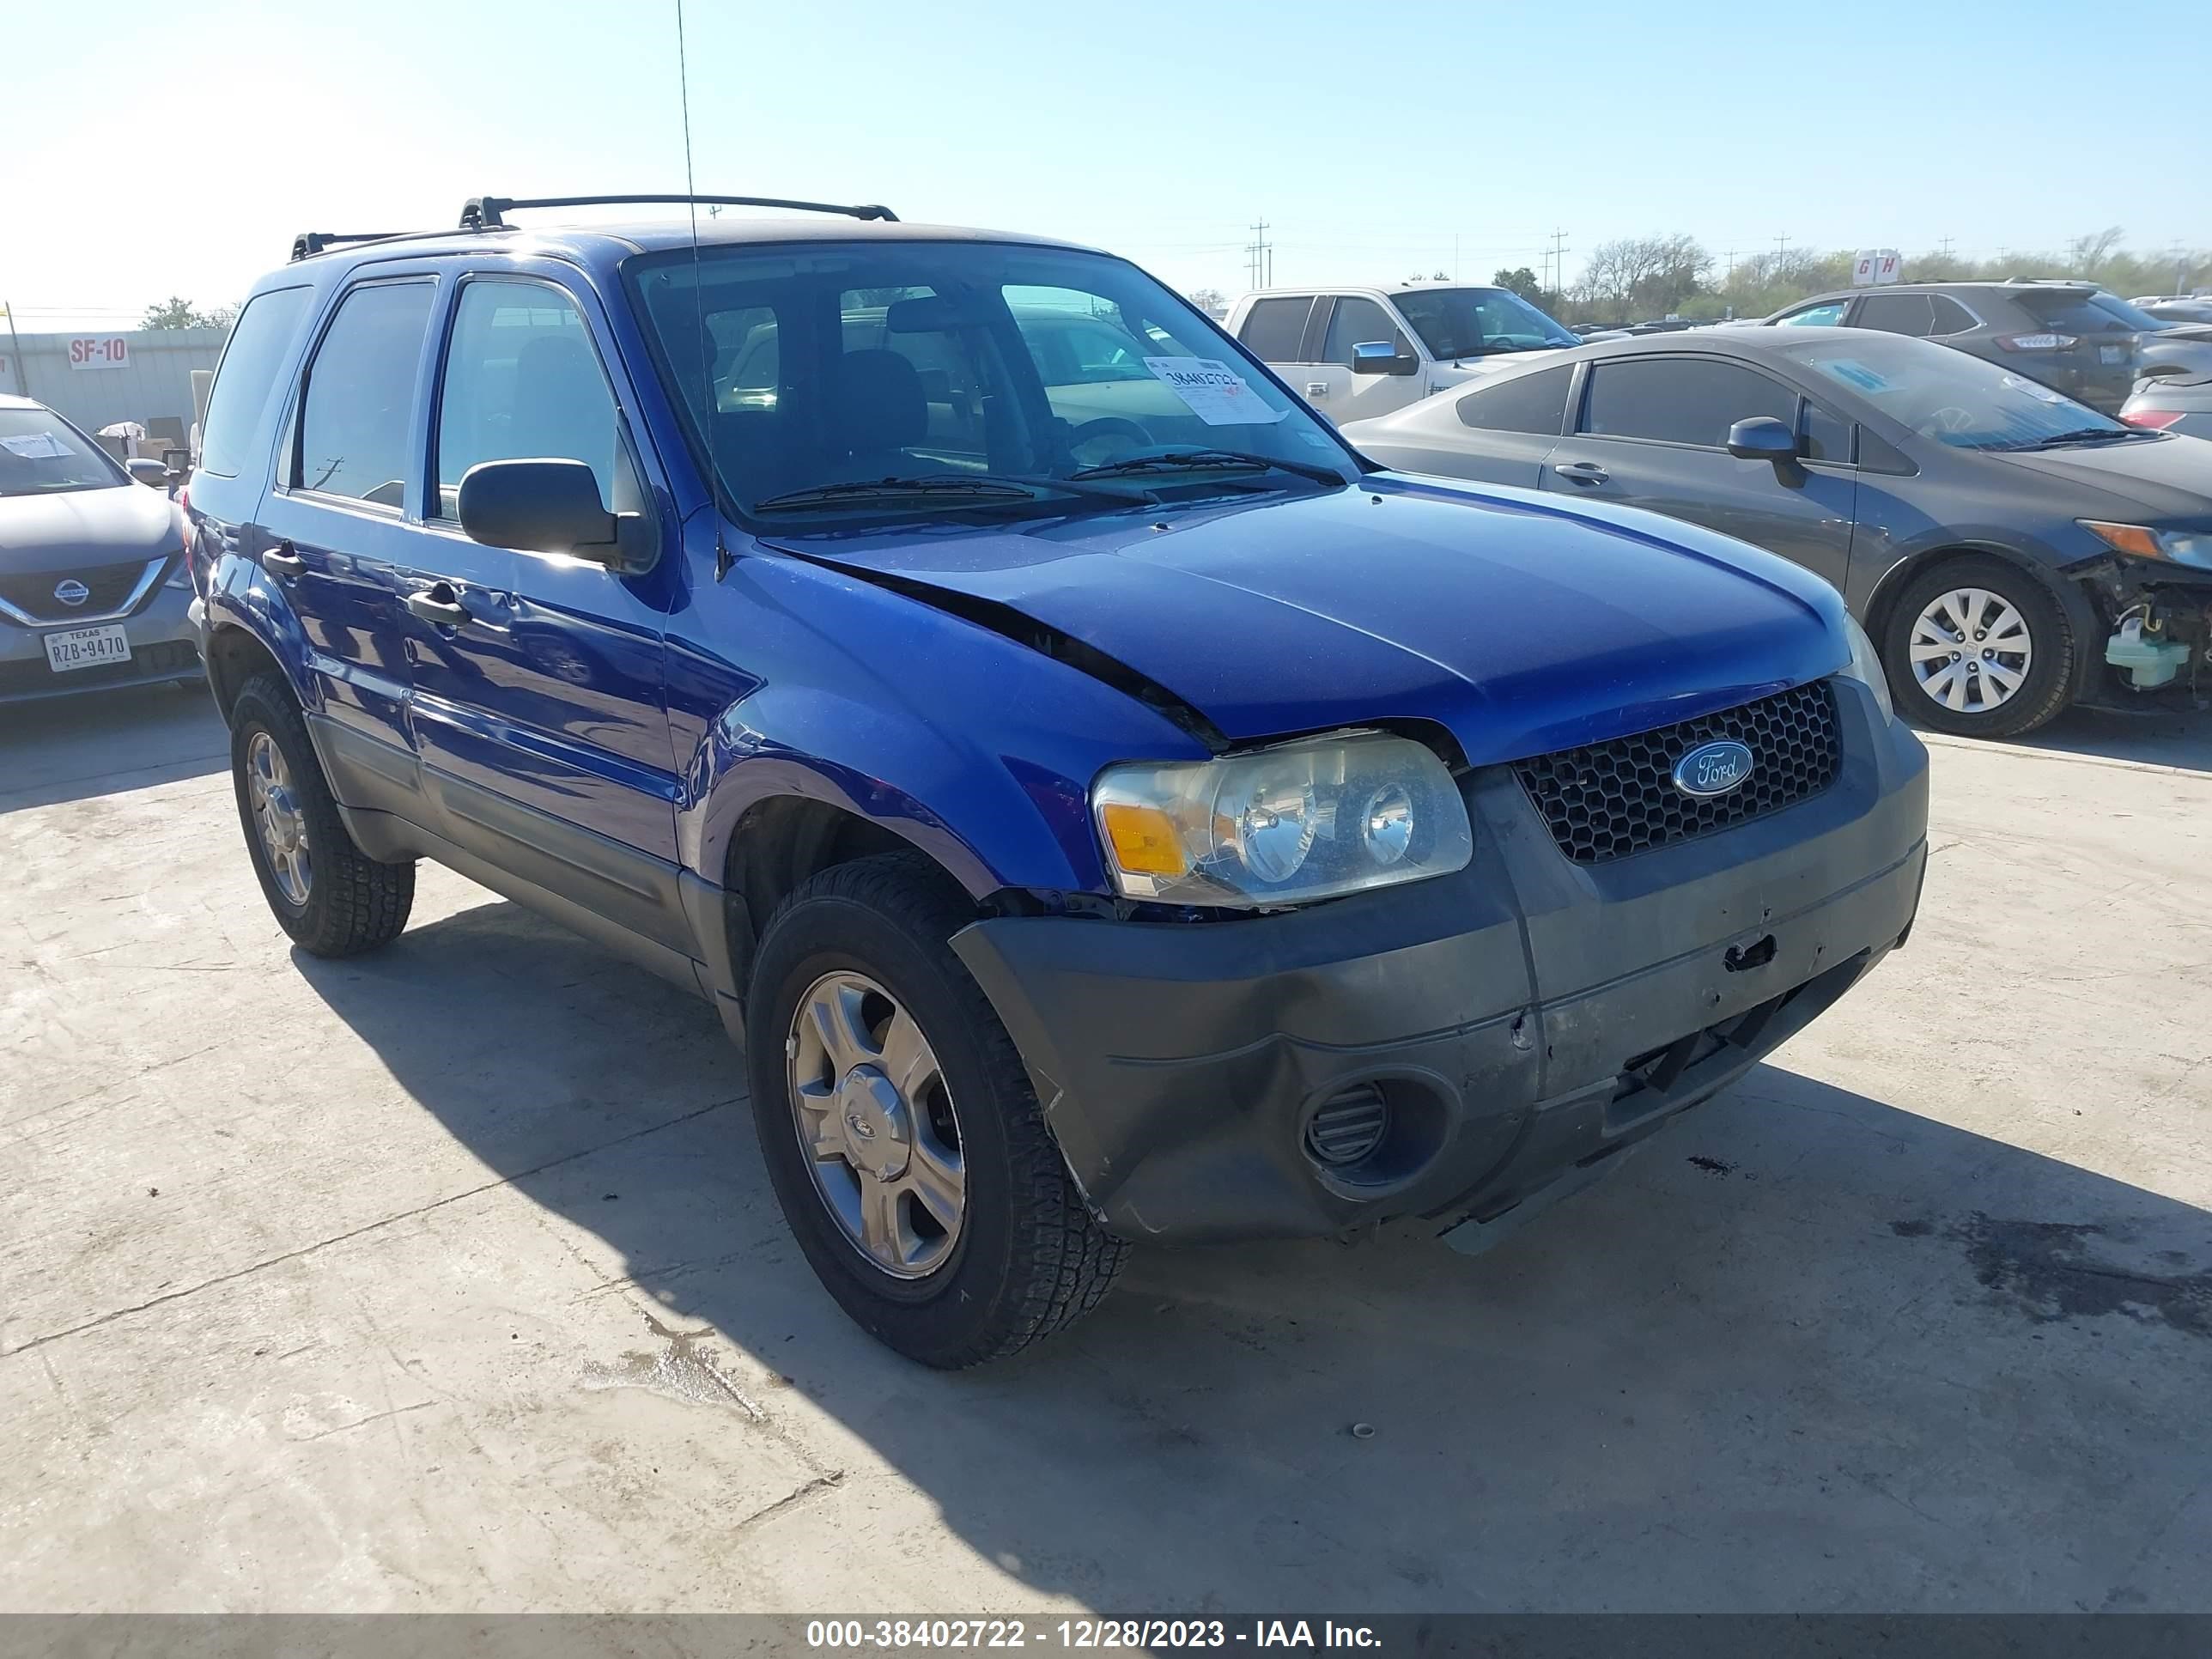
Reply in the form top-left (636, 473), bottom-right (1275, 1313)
top-left (459, 459), bottom-right (650, 570)
top-left (1726, 416), bottom-right (1801, 463)
top-left (1352, 340), bottom-right (1419, 377)
top-left (126, 457), bottom-right (169, 487)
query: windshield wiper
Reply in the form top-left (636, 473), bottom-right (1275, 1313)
top-left (1069, 447), bottom-right (1349, 488)
top-left (2011, 428), bottom-right (2155, 450)
top-left (754, 471), bottom-right (1152, 513)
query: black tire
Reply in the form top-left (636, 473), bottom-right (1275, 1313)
top-left (228, 672), bottom-right (414, 957)
top-left (744, 853), bottom-right (1127, 1367)
top-left (1880, 554), bottom-right (2075, 739)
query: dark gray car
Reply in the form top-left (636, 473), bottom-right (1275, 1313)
top-left (1340, 329), bottom-right (2212, 738)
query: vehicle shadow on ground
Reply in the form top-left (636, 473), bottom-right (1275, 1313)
top-left (0, 684), bottom-right (227, 812)
top-left (1939, 702), bottom-right (2212, 774)
top-left (296, 897), bottom-right (2212, 1613)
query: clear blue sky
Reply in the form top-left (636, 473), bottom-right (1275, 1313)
top-left (5, 0), bottom-right (2204, 331)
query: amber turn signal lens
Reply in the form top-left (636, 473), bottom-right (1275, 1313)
top-left (1100, 802), bottom-right (1187, 877)
top-left (2081, 520), bottom-right (2162, 559)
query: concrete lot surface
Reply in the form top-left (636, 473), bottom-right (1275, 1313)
top-left (2, 686), bottom-right (2207, 1613)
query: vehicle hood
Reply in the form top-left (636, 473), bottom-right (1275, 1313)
top-left (0, 484), bottom-right (179, 574)
top-left (764, 477), bottom-right (1847, 766)
top-left (1996, 434), bottom-right (2212, 520)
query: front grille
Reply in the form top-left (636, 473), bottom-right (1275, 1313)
top-left (1515, 679), bottom-right (1842, 864)
top-left (0, 558), bottom-right (160, 621)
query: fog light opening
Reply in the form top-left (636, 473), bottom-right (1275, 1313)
top-left (1301, 1077), bottom-right (1449, 1188)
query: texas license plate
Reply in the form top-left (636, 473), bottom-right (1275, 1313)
top-left (2100, 344), bottom-right (2126, 365)
top-left (42, 623), bottom-right (131, 673)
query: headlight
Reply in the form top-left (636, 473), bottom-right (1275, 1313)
top-left (2081, 520), bottom-right (2212, 570)
top-left (1838, 613), bottom-right (1894, 726)
top-left (1092, 731), bottom-right (1473, 908)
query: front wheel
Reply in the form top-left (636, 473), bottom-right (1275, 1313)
top-left (745, 854), bottom-right (1127, 1367)
top-left (1880, 556), bottom-right (2075, 738)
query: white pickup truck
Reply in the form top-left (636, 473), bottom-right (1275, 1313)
top-left (1224, 283), bottom-right (1581, 424)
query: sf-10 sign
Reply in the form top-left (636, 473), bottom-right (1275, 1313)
top-left (1851, 250), bottom-right (1902, 287)
top-left (68, 337), bottom-right (131, 369)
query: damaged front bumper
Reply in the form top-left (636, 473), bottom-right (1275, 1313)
top-left (2073, 556), bottom-right (2212, 701)
top-left (952, 679), bottom-right (1929, 1248)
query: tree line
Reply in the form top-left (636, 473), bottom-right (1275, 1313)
top-left (1519, 228), bottom-right (2209, 326)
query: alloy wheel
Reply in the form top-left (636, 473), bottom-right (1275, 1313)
top-left (787, 971), bottom-right (966, 1279)
top-left (246, 730), bottom-right (313, 906)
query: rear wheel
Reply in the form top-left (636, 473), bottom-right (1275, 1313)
top-left (229, 673), bottom-right (414, 956)
top-left (745, 853), bottom-right (1127, 1367)
top-left (1881, 556), bottom-right (2074, 738)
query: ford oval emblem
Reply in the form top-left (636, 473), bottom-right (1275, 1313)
top-left (53, 578), bottom-right (91, 607)
top-left (1673, 739), bottom-right (1755, 799)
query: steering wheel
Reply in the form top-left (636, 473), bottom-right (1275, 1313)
top-left (1066, 417), bottom-right (1152, 467)
top-left (1915, 406), bottom-right (1977, 441)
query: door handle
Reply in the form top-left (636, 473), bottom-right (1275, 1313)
top-left (263, 544), bottom-right (304, 578)
top-left (1552, 460), bottom-right (1610, 485)
top-left (405, 584), bottom-right (471, 629)
top-left (1306, 382), bottom-right (1329, 398)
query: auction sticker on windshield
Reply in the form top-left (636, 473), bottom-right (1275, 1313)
top-left (1144, 357), bottom-right (1286, 425)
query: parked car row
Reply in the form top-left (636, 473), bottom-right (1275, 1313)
top-left (179, 196), bottom-right (1929, 1365)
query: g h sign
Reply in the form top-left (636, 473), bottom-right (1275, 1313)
top-left (68, 337), bottom-right (130, 369)
top-left (1850, 251), bottom-right (1903, 288)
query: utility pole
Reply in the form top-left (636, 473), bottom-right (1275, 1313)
top-left (1247, 220), bottom-right (1273, 290)
top-left (1773, 234), bottom-right (1790, 261)
top-left (1723, 247), bottom-right (1739, 285)
top-left (1548, 228), bottom-right (1569, 296)
top-left (1938, 234), bottom-right (1954, 258)
top-left (2, 301), bottom-right (27, 400)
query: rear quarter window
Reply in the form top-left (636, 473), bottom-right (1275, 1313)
top-left (1456, 365), bottom-right (1571, 434)
top-left (198, 286), bottom-right (313, 478)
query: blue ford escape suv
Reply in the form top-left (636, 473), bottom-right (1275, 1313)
top-left (189, 195), bottom-right (1929, 1366)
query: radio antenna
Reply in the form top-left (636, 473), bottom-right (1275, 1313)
top-left (674, 0), bottom-right (733, 580)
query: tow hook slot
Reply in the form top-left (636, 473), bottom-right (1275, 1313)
top-left (1723, 934), bottom-right (1778, 974)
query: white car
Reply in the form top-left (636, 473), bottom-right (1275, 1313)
top-left (1224, 283), bottom-right (1579, 424)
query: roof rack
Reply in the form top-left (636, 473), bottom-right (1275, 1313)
top-left (290, 230), bottom-right (407, 262)
top-left (457, 193), bottom-right (898, 231)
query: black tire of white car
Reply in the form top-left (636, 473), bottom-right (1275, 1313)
top-left (1880, 556), bottom-right (2075, 739)
top-left (744, 852), bottom-right (1127, 1367)
top-left (228, 672), bottom-right (416, 956)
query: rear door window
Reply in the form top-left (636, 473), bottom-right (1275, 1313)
top-left (1457, 364), bottom-right (1571, 434)
top-left (1580, 357), bottom-right (1797, 447)
top-left (1852, 293), bottom-right (1937, 337)
top-left (1237, 296), bottom-right (1316, 362)
top-left (199, 286), bottom-right (313, 478)
top-left (294, 282), bottom-right (435, 507)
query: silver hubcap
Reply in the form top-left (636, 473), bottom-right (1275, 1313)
top-left (787, 972), bottom-right (964, 1279)
top-left (246, 731), bottom-right (313, 906)
top-left (1908, 587), bottom-right (2033, 715)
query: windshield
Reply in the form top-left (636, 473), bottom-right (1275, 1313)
top-left (1779, 334), bottom-right (2131, 451)
top-left (626, 240), bottom-right (1357, 523)
top-left (1390, 287), bottom-right (1577, 359)
top-left (0, 407), bottom-right (126, 497)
